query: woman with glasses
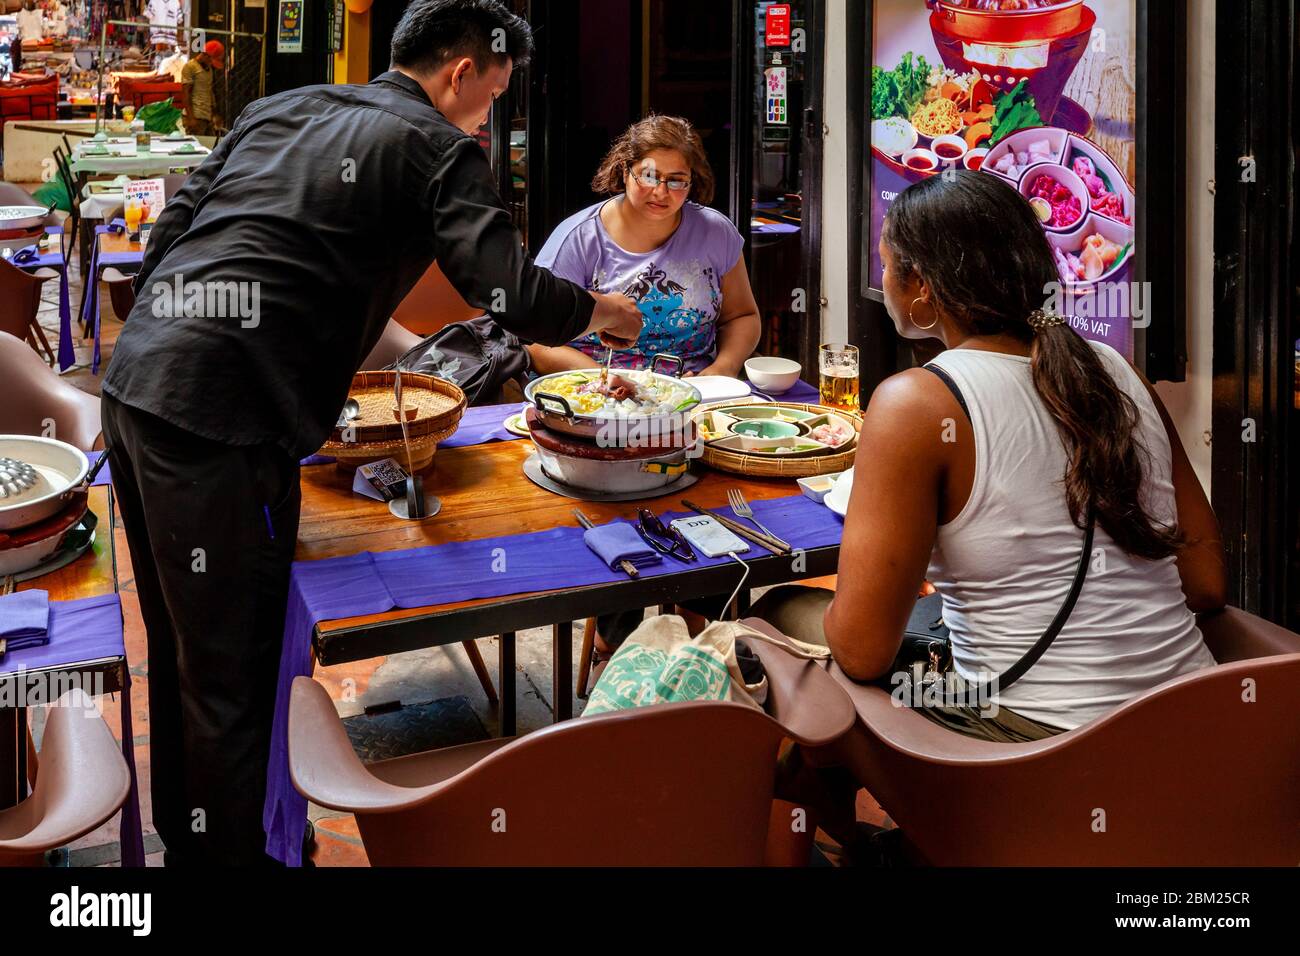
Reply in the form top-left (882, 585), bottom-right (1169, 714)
top-left (528, 114), bottom-right (761, 378)
top-left (531, 115), bottom-right (762, 669)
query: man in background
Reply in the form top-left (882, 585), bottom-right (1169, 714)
top-left (181, 39), bottom-right (222, 135)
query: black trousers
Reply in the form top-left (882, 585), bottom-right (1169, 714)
top-left (102, 395), bottom-right (300, 865)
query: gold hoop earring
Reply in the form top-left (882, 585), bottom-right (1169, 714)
top-left (910, 296), bottom-right (938, 331)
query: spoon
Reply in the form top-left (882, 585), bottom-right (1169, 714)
top-left (335, 398), bottom-right (360, 428)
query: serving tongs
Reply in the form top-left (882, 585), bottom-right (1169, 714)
top-left (388, 369), bottom-right (441, 520)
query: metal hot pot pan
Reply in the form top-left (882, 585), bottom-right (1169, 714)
top-left (523, 354), bottom-right (703, 446)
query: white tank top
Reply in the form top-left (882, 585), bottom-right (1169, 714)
top-left (926, 341), bottom-right (1216, 730)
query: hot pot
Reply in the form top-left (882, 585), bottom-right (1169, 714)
top-left (0, 436), bottom-right (94, 576)
top-left (525, 409), bottom-right (697, 494)
top-left (523, 354), bottom-right (702, 447)
top-left (0, 436), bottom-right (90, 531)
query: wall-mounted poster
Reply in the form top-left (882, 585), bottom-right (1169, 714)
top-left (278, 0), bottom-right (304, 54)
top-left (866, 0), bottom-right (1137, 357)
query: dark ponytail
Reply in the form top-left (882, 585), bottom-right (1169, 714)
top-left (883, 169), bottom-right (1180, 559)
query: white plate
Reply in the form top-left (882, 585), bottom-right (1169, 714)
top-left (687, 375), bottom-right (753, 404)
top-left (824, 466), bottom-right (854, 517)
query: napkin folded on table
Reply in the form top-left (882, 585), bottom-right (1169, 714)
top-left (0, 589), bottom-right (51, 651)
top-left (583, 523), bottom-right (663, 571)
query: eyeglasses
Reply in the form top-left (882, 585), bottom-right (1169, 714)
top-left (630, 167), bottom-right (692, 192)
top-left (636, 508), bottom-right (697, 562)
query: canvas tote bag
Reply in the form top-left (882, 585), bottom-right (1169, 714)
top-left (584, 614), bottom-right (831, 716)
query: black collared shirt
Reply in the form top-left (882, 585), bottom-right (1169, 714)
top-left (103, 71), bottom-right (594, 460)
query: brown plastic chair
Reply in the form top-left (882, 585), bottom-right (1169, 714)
top-left (0, 330), bottom-right (102, 449)
top-left (0, 256), bottom-right (58, 365)
top-left (391, 260), bottom-right (482, 337)
top-left (745, 608), bottom-right (1300, 866)
top-left (99, 267), bottom-right (137, 322)
top-left (289, 640), bottom-right (855, 866)
top-left (0, 688), bottom-right (131, 867)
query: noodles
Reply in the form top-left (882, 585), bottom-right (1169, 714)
top-left (911, 98), bottom-right (962, 137)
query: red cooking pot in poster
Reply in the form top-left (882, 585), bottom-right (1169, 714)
top-left (927, 0), bottom-right (1095, 125)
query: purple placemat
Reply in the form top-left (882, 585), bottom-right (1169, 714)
top-left (264, 492), bottom-right (845, 865)
top-left (751, 377), bottom-right (820, 404)
top-left (440, 401), bottom-right (526, 448)
top-left (84, 450), bottom-right (113, 486)
top-left (0, 593), bottom-right (145, 867)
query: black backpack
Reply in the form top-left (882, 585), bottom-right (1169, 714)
top-left (387, 316), bottom-right (532, 407)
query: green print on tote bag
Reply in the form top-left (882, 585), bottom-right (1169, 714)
top-left (584, 615), bottom-right (831, 715)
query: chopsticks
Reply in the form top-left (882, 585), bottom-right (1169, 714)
top-left (680, 499), bottom-right (792, 555)
top-left (573, 509), bottom-right (639, 579)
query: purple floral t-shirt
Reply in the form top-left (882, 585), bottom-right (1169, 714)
top-left (534, 198), bottom-right (745, 373)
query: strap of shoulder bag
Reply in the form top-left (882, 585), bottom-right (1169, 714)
top-left (924, 362), bottom-right (1096, 694)
top-left (978, 508), bottom-right (1095, 698)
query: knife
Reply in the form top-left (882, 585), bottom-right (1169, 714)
top-left (573, 509), bottom-right (639, 578)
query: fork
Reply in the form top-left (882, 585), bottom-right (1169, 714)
top-left (727, 488), bottom-right (781, 543)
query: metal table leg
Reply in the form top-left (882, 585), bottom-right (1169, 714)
top-left (498, 632), bottom-right (515, 737)
top-left (553, 621), bottom-right (572, 722)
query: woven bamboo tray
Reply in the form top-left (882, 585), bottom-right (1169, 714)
top-left (318, 371), bottom-right (466, 472)
top-left (695, 401), bottom-right (862, 478)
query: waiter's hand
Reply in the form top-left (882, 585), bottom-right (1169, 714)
top-left (590, 291), bottom-right (643, 349)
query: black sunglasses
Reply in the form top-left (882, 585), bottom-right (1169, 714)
top-left (636, 508), bottom-right (696, 562)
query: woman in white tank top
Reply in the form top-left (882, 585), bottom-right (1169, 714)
top-left (755, 170), bottom-right (1225, 741)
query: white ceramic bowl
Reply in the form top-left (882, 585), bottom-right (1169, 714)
top-left (744, 357), bottom-right (802, 395)
top-left (824, 467), bottom-right (854, 517)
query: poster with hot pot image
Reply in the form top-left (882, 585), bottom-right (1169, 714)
top-left (867, 0), bottom-right (1137, 357)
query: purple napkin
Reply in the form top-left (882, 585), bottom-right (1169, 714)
top-left (0, 589), bottom-right (51, 650)
top-left (10, 246), bottom-right (40, 265)
top-left (583, 523), bottom-right (662, 571)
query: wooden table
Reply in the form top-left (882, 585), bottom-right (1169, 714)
top-left (297, 439), bottom-right (840, 735)
top-left (1, 485), bottom-right (120, 809)
top-left (99, 231), bottom-right (146, 257)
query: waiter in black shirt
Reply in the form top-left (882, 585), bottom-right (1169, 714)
top-left (100, 0), bottom-right (642, 866)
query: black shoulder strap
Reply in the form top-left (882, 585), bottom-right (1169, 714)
top-left (976, 509), bottom-right (1096, 699)
top-left (923, 363), bottom-right (970, 423)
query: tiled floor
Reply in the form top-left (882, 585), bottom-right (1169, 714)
top-left (16, 199), bottom-right (880, 867)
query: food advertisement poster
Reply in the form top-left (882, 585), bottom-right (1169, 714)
top-left (277, 0), bottom-right (304, 54)
top-left (868, 0), bottom-right (1137, 357)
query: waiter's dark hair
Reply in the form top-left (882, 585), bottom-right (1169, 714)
top-left (391, 0), bottom-right (533, 74)
top-left (883, 169), bottom-right (1181, 560)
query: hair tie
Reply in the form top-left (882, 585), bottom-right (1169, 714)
top-left (1027, 309), bottom-right (1066, 335)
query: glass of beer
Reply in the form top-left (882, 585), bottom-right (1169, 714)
top-left (819, 343), bottom-right (860, 412)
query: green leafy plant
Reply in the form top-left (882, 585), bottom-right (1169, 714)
top-left (136, 97), bottom-right (183, 135)
top-left (988, 80), bottom-right (1043, 145)
top-left (871, 52), bottom-right (933, 120)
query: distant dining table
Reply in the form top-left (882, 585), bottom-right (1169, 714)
top-left (69, 134), bottom-right (210, 178)
top-left (265, 396), bottom-right (845, 863)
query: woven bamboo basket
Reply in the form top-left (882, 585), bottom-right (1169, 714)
top-left (318, 371), bottom-right (467, 472)
top-left (695, 401), bottom-right (862, 478)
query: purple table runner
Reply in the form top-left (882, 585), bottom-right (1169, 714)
top-left (0, 593), bottom-right (145, 867)
top-left (264, 492), bottom-right (845, 864)
top-left (80, 220), bottom-right (142, 375)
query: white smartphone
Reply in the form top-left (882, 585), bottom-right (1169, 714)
top-left (670, 515), bottom-right (750, 558)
